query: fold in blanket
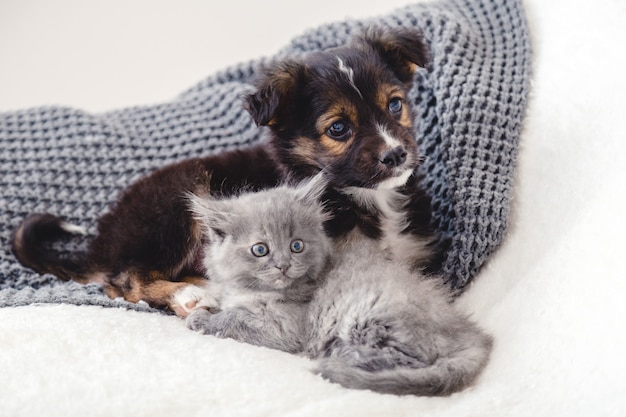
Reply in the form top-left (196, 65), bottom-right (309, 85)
top-left (0, 0), bottom-right (531, 310)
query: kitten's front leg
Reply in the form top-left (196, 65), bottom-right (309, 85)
top-left (186, 309), bottom-right (220, 334)
top-left (186, 308), bottom-right (302, 354)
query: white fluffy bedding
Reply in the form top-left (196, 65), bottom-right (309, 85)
top-left (1, 0), bottom-right (625, 416)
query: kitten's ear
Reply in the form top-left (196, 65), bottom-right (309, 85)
top-left (294, 172), bottom-right (328, 205)
top-left (187, 194), bottom-right (232, 242)
top-left (244, 60), bottom-right (307, 127)
top-left (355, 27), bottom-right (430, 83)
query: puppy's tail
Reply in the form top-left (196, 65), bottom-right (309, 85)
top-left (12, 213), bottom-right (92, 282)
top-left (315, 335), bottom-right (493, 396)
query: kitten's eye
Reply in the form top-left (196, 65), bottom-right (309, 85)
top-left (290, 239), bottom-right (304, 253)
top-left (326, 120), bottom-right (352, 141)
top-left (251, 243), bottom-right (269, 257)
top-left (388, 98), bottom-right (403, 115)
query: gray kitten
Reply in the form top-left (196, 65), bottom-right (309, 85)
top-left (187, 176), bottom-right (493, 396)
top-left (186, 176), bottom-right (332, 354)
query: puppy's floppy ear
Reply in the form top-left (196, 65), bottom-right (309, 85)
top-left (357, 27), bottom-right (430, 83)
top-left (244, 60), bottom-right (307, 127)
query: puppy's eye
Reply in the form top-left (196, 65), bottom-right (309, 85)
top-left (388, 98), bottom-right (403, 115)
top-left (326, 120), bottom-right (352, 141)
top-left (290, 239), bottom-right (304, 253)
top-left (251, 243), bottom-right (269, 257)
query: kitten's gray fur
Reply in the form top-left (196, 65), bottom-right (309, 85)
top-left (305, 239), bottom-right (493, 396)
top-left (187, 175), bottom-right (332, 353)
top-left (186, 175), bottom-right (493, 396)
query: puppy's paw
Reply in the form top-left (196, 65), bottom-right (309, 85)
top-left (171, 284), bottom-right (219, 318)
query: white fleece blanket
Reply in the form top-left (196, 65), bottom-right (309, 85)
top-left (1, 0), bottom-right (625, 416)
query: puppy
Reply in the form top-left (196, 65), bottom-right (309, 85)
top-left (13, 27), bottom-right (437, 316)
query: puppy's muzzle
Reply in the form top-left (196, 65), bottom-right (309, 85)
top-left (380, 146), bottom-right (408, 168)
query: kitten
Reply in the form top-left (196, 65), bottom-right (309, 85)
top-left (187, 176), bottom-right (493, 396)
top-left (186, 175), bottom-right (332, 353)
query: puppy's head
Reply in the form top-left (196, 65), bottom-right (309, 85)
top-left (245, 27), bottom-right (429, 189)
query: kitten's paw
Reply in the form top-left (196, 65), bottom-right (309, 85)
top-left (185, 309), bottom-right (214, 333)
top-left (171, 284), bottom-right (219, 318)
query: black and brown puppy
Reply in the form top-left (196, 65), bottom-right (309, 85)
top-left (13, 28), bottom-right (436, 316)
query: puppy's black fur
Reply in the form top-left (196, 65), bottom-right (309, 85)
top-left (13, 28), bottom-right (439, 314)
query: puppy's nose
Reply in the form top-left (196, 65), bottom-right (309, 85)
top-left (380, 146), bottom-right (407, 168)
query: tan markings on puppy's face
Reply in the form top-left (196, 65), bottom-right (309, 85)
top-left (398, 104), bottom-right (412, 129)
top-left (315, 102), bottom-right (357, 156)
top-left (315, 102), bottom-right (359, 133)
top-left (377, 84), bottom-right (412, 129)
top-left (319, 135), bottom-right (353, 156)
top-left (292, 136), bottom-right (320, 166)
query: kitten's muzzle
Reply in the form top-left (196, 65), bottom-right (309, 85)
top-left (276, 264), bottom-right (290, 275)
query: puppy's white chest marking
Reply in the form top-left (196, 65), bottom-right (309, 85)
top-left (343, 187), bottom-right (431, 266)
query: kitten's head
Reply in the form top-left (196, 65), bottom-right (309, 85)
top-left (190, 174), bottom-right (331, 291)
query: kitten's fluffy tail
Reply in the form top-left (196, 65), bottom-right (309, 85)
top-left (12, 213), bottom-right (91, 282)
top-left (316, 335), bottom-right (493, 396)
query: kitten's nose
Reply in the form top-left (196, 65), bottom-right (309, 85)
top-left (276, 264), bottom-right (290, 274)
top-left (380, 146), bottom-right (407, 168)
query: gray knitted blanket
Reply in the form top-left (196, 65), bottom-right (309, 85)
top-left (0, 0), bottom-right (531, 312)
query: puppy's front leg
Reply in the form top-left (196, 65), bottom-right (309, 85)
top-left (106, 271), bottom-right (218, 317)
top-left (170, 278), bottom-right (219, 317)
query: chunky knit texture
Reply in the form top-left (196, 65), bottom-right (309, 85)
top-left (0, 0), bottom-right (531, 311)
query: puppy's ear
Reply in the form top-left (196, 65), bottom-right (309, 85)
top-left (244, 61), bottom-right (306, 127)
top-left (358, 27), bottom-right (430, 83)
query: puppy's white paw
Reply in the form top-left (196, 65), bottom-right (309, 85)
top-left (171, 284), bottom-right (219, 318)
